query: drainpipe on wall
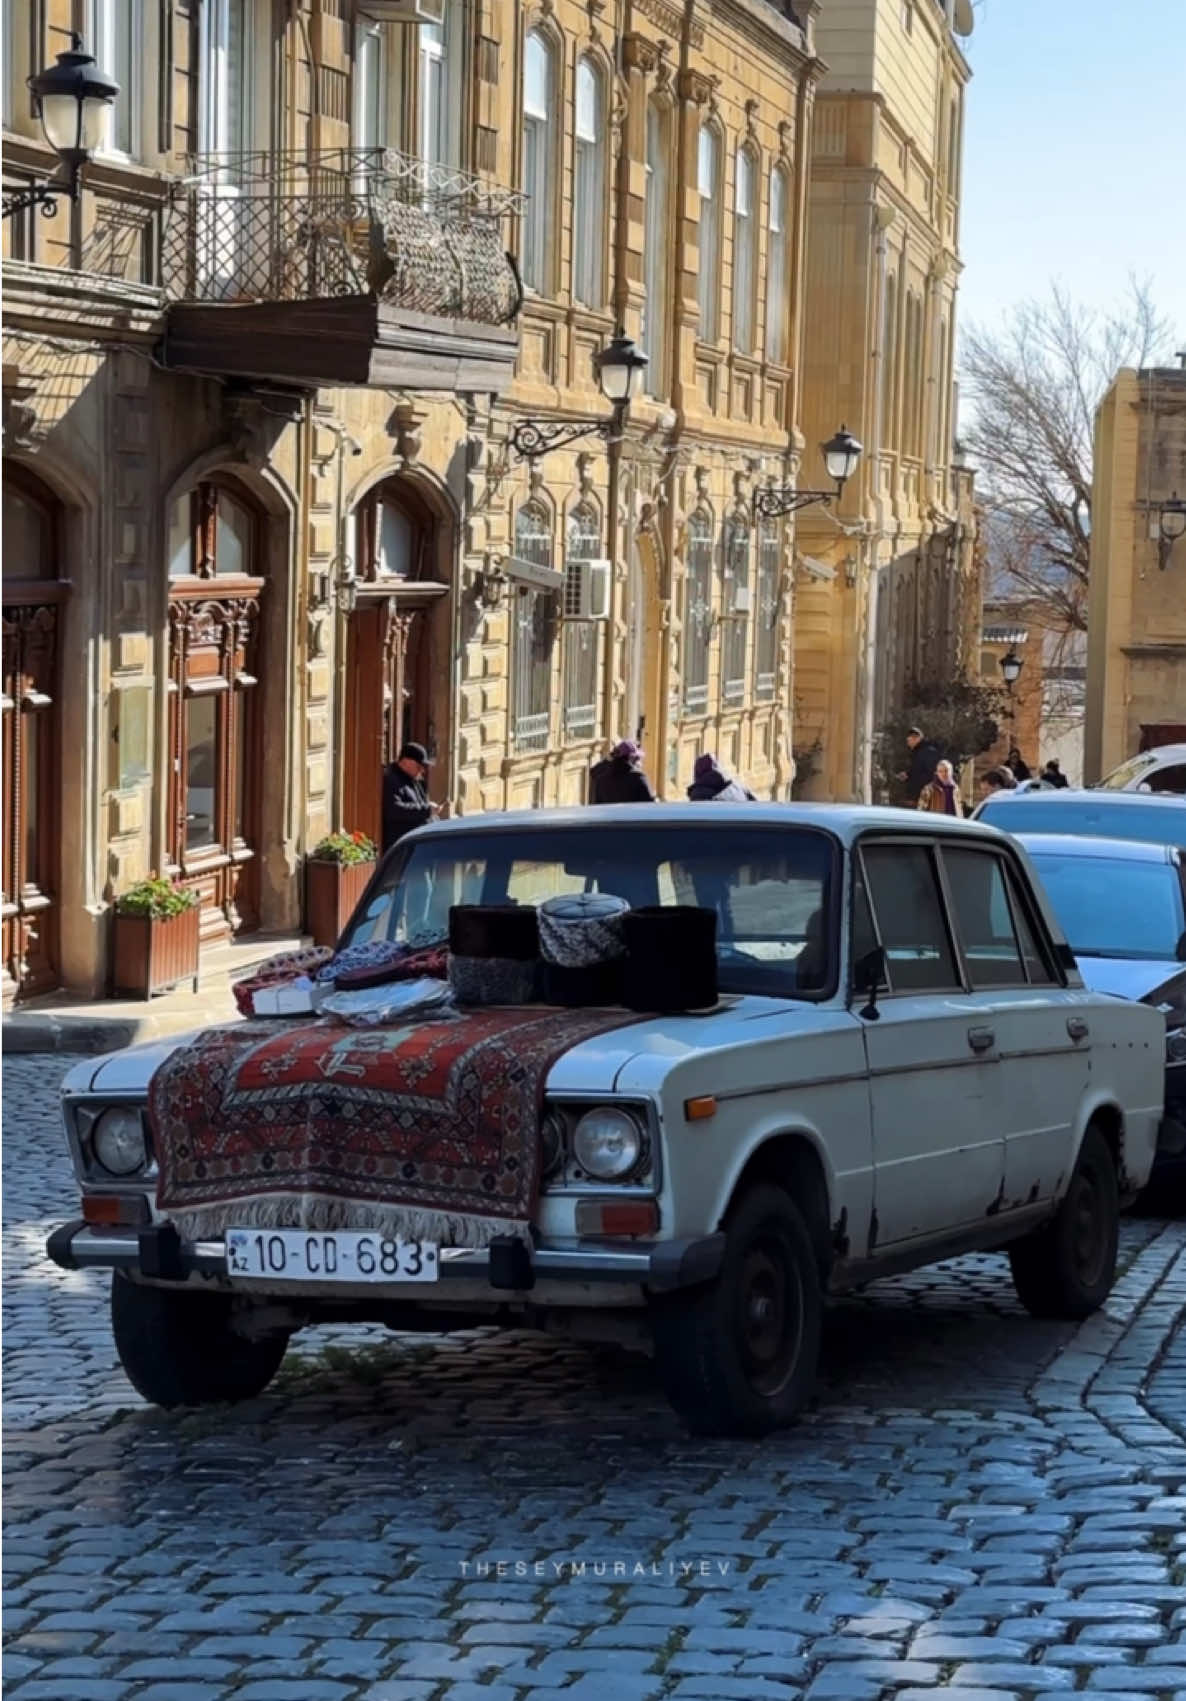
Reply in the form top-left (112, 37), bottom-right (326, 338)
top-left (854, 199), bottom-right (897, 803)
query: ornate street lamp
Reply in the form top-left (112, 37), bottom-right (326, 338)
top-left (1153, 493), bottom-right (1186, 571)
top-left (509, 330), bottom-right (648, 461)
top-left (754, 425), bottom-right (863, 520)
top-left (3, 36), bottom-right (119, 220)
top-left (998, 646), bottom-right (1024, 693)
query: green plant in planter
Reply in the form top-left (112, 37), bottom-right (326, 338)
top-left (114, 876), bottom-right (199, 920)
top-left (309, 830), bottom-right (377, 867)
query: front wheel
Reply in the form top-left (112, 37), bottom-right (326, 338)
top-left (1008, 1125), bottom-right (1119, 1320)
top-left (111, 1273), bottom-right (289, 1408)
top-left (650, 1184), bottom-right (822, 1436)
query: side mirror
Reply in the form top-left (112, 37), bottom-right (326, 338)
top-left (854, 946), bottom-right (886, 1021)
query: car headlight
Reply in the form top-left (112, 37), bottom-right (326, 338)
top-left (572, 1107), bottom-right (645, 1182)
top-left (92, 1108), bottom-right (148, 1176)
top-left (1169, 1029), bottom-right (1186, 1064)
top-left (539, 1109), bottom-right (566, 1180)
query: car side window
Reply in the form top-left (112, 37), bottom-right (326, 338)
top-left (1004, 865), bottom-right (1059, 984)
top-left (860, 842), bottom-right (961, 994)
top-left (942, 847), bottom-right (1027, 988)
top-left (1148, 763), bottom-right (1186, 795)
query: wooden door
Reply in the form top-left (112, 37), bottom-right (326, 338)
top-left (165, 481), bottom-right (263, 942)
top-left (344, 597), bottom-right (416, 848)
top-left (2, 472), bottom-right (66, 1003)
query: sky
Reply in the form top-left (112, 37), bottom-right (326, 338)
top-left (957, 0), bottom-right (1186, 345)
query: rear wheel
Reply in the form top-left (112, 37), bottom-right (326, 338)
top-left (650, 1184), bottom-right (822, 1436)
top-left (111, 1273), bottom-right (289, 1408)
top-left (1008, 1125), bottom-right (1119, 1320)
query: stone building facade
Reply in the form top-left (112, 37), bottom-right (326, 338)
top-left (1085, 362), bottom-right (1186, 783)
top-left (2, 0), bottom-right (823, 1002)
top-left (789, 0), bottom-right (979, 802)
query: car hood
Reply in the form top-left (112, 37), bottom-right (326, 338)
top-left (1072, 955), bottom-right (1183, 1004)
top-left (63, 996), bottom-right (824, 1100)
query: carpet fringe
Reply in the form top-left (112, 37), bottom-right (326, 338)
top-left (170, 1192), bottom-right (530, 1248)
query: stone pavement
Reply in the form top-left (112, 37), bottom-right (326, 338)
top-left (4, 1052), bottom-right (1185, 1701)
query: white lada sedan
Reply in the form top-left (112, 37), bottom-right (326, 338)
top-left (47, 806), bottom-right (1165, 1436)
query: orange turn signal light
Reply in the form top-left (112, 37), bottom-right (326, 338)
top-left (575, 1199), bottom-right (659, 1238)
top-left (83, 1194), bottom-right (150, 1227)
top-left (685, 1096), bottom-right (717, 1121)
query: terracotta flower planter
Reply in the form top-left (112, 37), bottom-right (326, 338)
top-left (111, 904), bottom-right (201, 1000)
top-left (306, 857), bottom-right (375, 948)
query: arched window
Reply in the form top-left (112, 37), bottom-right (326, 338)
top-left (165, 480), bottom-right (263, 936)
top-left (512, 500), bottom-right (556, 751)
top-left (721, 512), bottom-right (750, 706)
top-left (881, 271), bottom-right (899, 448)
top-left (562, 503), bottom-right (603, 742)
top-left (765, 165), bottom-right (790, 363)
top-left (642, 98), bottom-right (670, 395)
top-left (754, 517), bottom-right (780, 700)
top-left (683, 512), bottom-right (713, 715)
top-left (733, 146), bottom-right (757, 354)
top-left (522, 29), bottom-right (556, 292)
top-left (697, 123), bottom-right (721, 342)
top-left (573, 57), bottom-right (607, 307)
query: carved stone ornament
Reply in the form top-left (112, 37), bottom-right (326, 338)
top-left (654, 39), bottom-right (673, 93)
top-left (693, 464), bottom-right (711, 502)
top-left (778, 119), bottom-right (793, 162)
top-left (2, 366), bottom-right (43, 451)
top-left (677, 68), bottom-right (714, 107)
top-left (623, 32), bottom-right (659, 75)
top-left (576, 451), bottom-right (596, 498)
top-left (586, 0), bottom-right (605, 43)
top-left (744, 98), bottom-right (760, 142)
top-left (636, 0), bottom-right (702, 48)
top-left (222, 385), bottom-right (302, 470)
top-left (386, 400), bottom-right (425, 466)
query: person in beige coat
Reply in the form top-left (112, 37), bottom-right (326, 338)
top-left (918, 758), bottom-right (960, 816)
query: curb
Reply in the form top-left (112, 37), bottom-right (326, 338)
top-left (3, 1007), bottom-right (235, 1055)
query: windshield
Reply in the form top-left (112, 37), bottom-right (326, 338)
top-left (341, 823), bottom-right (839, 1000)
top-left (1098, 753), bottom-right (1159, 790)
top-left (978, 794), bottom-right (1186, 847)
top-left (1028, 853), bottom-right (1184, 961)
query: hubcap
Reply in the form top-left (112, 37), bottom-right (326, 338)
top-left (737, 1236), bottom-right (803, 1399)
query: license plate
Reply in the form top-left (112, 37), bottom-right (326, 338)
top-left (224, 1228), bottom-right (438, 1284)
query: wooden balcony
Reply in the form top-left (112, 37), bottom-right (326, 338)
top-left (159, 149), bottom-right (522, 393)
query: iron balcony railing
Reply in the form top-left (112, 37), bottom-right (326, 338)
top-left (161, 148), bottom-right (524, 325)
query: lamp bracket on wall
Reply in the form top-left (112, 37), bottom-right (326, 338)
top-left (753, 485), bottom-right (840, 521)
top-left (509, 412), bottom-right (620, 463)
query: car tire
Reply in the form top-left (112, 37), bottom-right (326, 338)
top-left (650, 1183), bottom-right (822, 1437)
top-left (110, 1273), bottom-right (289, 1408)
top-left (1007, 1124), bottom-right (1119, 1320)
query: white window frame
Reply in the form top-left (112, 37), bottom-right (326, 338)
top-left (765, 164), bottom-right (789, 364)
top-left (561, 504), bottom-right (603, 742)
top-left (572, 56), bottom-right (607, 308)
top-left (90, 0), bottom-right (141, 159)
top-left (521, 28), bottom-right (556, 294)
top-left (733, 146), bottom-right (757, 355)
top-left (353, 20), bottom-right (389, 159)
top-left (199, 0), bottom-right (254, 162)
top-left (512, 500), bottom-right (557, 751)
top-left (643, 99), bottom-right (670, 396)
top-left (697, 123), bottom-right (721, 343)
top-left (419, 6), bottom-right (462, 175)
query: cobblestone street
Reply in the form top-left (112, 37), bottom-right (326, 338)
top-left (3, 1052), bottom-right (1185, 1701)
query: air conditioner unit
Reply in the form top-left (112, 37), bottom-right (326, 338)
top-left (357, 0), bottom-right (445, 24)
top-left (732, 584), bottom-right (752, 615)
top-left (565, 558), bottom-right (611, 621)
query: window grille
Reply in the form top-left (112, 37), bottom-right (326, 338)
top-left (512, 501), bottom-right (555, 751)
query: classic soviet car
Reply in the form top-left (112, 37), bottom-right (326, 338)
top-left (47, 806), bottom-right (1167, 1436)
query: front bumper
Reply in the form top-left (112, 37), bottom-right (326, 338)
top-left (45, 1219), bottom-right (726, 1296)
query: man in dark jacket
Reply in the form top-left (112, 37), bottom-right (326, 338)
top-left (381, 741), bottom-right (439, 853)
top-left (589, 741), bottom-right (657, 804)
top-left (687, 753), bottom-right (756, 802)
top-left (897, 727), bottom-right (941, 804)
top-left (1042, 758), bottom-right (1068, 788)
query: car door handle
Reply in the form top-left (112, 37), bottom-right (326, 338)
top-left (967, 1027), bottom-right (996, 1053)
top-left (1067, 1016), bottom-right (1090, 1042)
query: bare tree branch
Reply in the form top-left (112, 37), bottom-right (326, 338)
top-left (960, 279), bottom-right (1178, 633)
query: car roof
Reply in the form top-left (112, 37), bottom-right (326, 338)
top-left (982, 788), bottom-right (1186, 808)
top-left (1016, 833), bottom-right (1176, 864)
top-left (405, 802), bottom-right (1012, 849)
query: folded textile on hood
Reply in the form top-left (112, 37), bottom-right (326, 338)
top-left (232, 947), bottom-right (335, 1017)
top-left (319, 976), bottom-right (455, 1026)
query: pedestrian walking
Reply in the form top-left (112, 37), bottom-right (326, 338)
top-left (1006, 745), bottom-right (1032, 782)
top-left (381, 741), bottom-right (439, 853)
top-left (897, 726), bottom-right (942, 805)
top-left (1042, 758), bottom-right (1068, 788)
top-left (918, 757), bottom-right (960, 815)
top-left (978, 765), bottom-right (1017, 802)
top-left (687, 753), bottom-right (756, 802)
top-left (589, 740), bottom-right (657, 804)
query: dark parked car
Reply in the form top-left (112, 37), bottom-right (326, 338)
top-left (975, 788), bottom-right (1186, 849)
